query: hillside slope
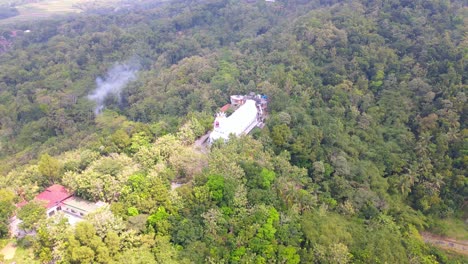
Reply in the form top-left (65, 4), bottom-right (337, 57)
top-left (0, 0), bottom-right (466, 263)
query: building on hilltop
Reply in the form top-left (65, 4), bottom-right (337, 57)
top-left (209, 93), bottom-right (268, 143)
top-left (35, 184), bottom-right (73, 217)
top-left (33, 184), bottom-right (106, 222)
top-left (60, 197), bottom-right (107, 225)
top-left (10, 184), bottom-right (106, 237)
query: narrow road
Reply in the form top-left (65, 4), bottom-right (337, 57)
top-left (421, 232), bottom-right (468, 256)
top-left (193, 131), bottom-right (210, 154)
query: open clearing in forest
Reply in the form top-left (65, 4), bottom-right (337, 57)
top-left (422, 232), bottom-right (468, 256)
top-left (0, 0), bottom-right (119, 25)
top-left (0, 241), bottom-right (16, 260)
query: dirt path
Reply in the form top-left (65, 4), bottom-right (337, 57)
top-left (193, 132), bottom-right (210, 154)
top-left (0, 242), bottom-right (17, 260)
top-left (421, 232), bottom-right (468, 256)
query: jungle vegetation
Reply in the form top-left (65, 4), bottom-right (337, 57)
top-left (0, 0), bottom-right (466, 263)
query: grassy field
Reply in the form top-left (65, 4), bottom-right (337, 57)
top-left (8, 244), bottom-right (38, 264)
top-left (0, 238), bottom-right (38, 264)
top-left (0, 0), bottom-right (119, 25)
top-left (430, 217), bottom-right (468, 241)
top-left (441, 218), bottom-right (468, 240)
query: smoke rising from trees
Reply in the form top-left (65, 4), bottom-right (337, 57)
top-left (88, 63), bottom-right (139, 114)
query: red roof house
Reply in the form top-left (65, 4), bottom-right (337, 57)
top-left (10, 185), bottom-right (107, 235)
top-left (35, 184), bottom-right (72, 209)
top-left (15, 201), bottom-right (28, 208)
top-left (220, 104), bottom-right (231, 113)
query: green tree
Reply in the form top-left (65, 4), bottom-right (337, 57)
top-left (38, 154), bottom-right (62, 185)
top-left (115, 248), bottom-right (157, 264)
top-left (17, 200), bottom-right (46, 231)
top-left (34, 214), bottom-right (71, 263)
top-left (110, 129), bottom-right (131, 153)
top-left (278, 245), bottom-right (301, 264)
top-left (147, 207), bottom-right (171, 235)
top-left (271, 124), bottom-right (292, 148)
top-left (0, 189), bottom-right (15, 238)
top-left (70, 246), bottom-right (95, 263)
top-left (206, 174), bottom-right (225, 203)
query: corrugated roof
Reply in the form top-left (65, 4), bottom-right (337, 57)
top-left (15, 201), bottom-right (28, 208)
top-left (220, 104), bottom-right (231, 112)
top-left (61, 197), bottom-right (105, 213)
top-left (35, 184), bottom-right (72, 209)
top-left (210, 99), bottom-right (258, 141)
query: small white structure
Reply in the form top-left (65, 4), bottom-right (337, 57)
top-left (60, 197), bottom-right (106, 225)
top-left (209, 99), bottom-right (259, 143)
top-left (230, 95), bottom-right (245, 106)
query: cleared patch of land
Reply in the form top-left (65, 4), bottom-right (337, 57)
top-left (430, 217), bottom-right (468, 241)
top-left (0, 0), bottom-right (119, 25)
top-left (422, 232), bottom-right (468, 256)
top-left (0, 241), bottom-right (16, 260)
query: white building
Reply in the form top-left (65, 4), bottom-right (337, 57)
top-left (60, 197), bottom-right (107, 225)
top-left (209, 99), bottom-right (260, 143)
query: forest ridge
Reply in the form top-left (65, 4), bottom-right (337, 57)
top-left (0, 0), bottom-right (466, 263)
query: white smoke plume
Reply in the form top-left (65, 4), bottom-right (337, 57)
top-left (88, 63), bottom-right (139, 114)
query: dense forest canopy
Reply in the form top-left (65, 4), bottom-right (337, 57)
top-left (0, 0), bottom-right (466, 263)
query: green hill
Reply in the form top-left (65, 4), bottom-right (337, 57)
top-left (0, 0), bottom-right (466, 263)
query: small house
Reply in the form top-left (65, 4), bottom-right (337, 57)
top-left (35, 184), bottom-right (73, 217)
top-left (60, 197), bottom-right (106, 225)
top-left (11, 185), bottom-right (106, 236)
